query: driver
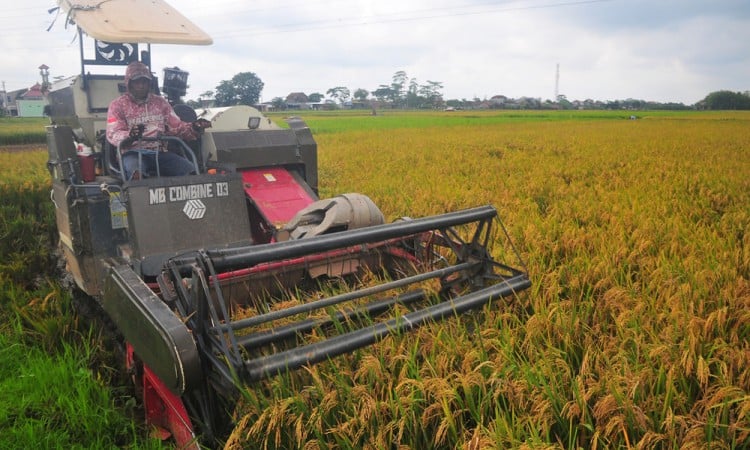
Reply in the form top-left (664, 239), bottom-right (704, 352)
top-left (106, 61), bottom-right (210, 180)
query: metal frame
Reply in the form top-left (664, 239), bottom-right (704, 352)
top-left (113, 136), bottom-right (200, 180)
top-left (156, 205), bottom-right (530, 440)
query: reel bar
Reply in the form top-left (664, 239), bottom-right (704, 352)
top-left (211, 237), bottom-right (417, 282)
top-left (170, 205), bottom-right (498, 275)
top-left (215, 260), bottom-right (480, 333)
top-left (235, 289), bottom-right (428, 351)
top-left (240, 272), bottom-right (531, 383)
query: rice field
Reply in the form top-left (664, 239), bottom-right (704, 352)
top-left (1, 110), bottom-right (749, 448)
top-left (0, 142), bottom-right (164, 447)
top-left (0, 117), bottom-right (48, 145)
top-left (226, 110), bottom-right (750, 449)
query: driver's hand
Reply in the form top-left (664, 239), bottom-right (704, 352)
top-left (129, 124), bottom-right (145, 139)
top-left (122, 124), bottom-right (144, 146)
top-left (192, 119), bottom-right (212, 132)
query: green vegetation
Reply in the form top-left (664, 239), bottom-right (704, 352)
top-left (0, 316), bottom-right (160, 448)
top-left (286, 108), bottom-right (735, 145)
top-left (0, 117), bottom-right (48, 145)
top-left (270, 108), bottom-right (700, 135)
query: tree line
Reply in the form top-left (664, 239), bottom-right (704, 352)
top-left (189, 70), bottom-right (445, 110)
top-left (187, 71), bottom-right (750, 111)
top-left (695, 90), bottom-right (750, 110)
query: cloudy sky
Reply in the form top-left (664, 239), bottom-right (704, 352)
top-left (3, 0), bottom-right (749, 105)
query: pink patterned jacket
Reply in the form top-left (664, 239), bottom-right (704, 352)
top-left (106, 93), bottom-right (198, 152)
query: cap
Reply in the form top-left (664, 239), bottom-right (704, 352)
top-left (125, 61), bottom-right (153, 84)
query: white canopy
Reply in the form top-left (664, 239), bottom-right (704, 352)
top-left (58, 0), bottom-right (212, 45)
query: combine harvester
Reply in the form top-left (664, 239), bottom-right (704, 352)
top-left (45, 0), bottom-right (530, 446)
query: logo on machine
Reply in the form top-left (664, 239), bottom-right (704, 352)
top-left (148, 182), bottom-right (230, 220)
top-left (149, 182), bottom-right (229, 205)
top-left (183, 199), bottom-right (207, 220)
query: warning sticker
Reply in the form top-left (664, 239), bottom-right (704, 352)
top-left (109, 192), bottom-right (128, 229)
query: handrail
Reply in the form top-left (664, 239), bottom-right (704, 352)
top-left (114, 135), bottom-right (200, 180)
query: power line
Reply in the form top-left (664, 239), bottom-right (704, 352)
top-left (209, 0), bottom-right (615, 39)
top-left (4, 0), bottom-right (615, 42)
top-left (179, 0), bottom-right (351, 18)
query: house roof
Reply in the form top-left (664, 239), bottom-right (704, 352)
top-left (21, 83), bottom-right (44, 99)
top-left (286, 92), bottom-right (309, 103)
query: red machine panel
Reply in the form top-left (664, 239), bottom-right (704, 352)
top-left (241, 167), bottom-right (316, 228)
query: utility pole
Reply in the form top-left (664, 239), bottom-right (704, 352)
top-left (1, 81), bottom-right (6, 116)
top-left (554, 63), bottom-right (560, 102)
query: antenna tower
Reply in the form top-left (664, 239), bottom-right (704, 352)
top-left (555, 63), bottom-right (560, 101)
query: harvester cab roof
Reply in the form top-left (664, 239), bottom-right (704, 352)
top-left (45, 1), bottom-right (530, 448)
top-left (57, 0), bottom-right (212, 45)
top-left (60, 0), bottom-right (211, 108)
